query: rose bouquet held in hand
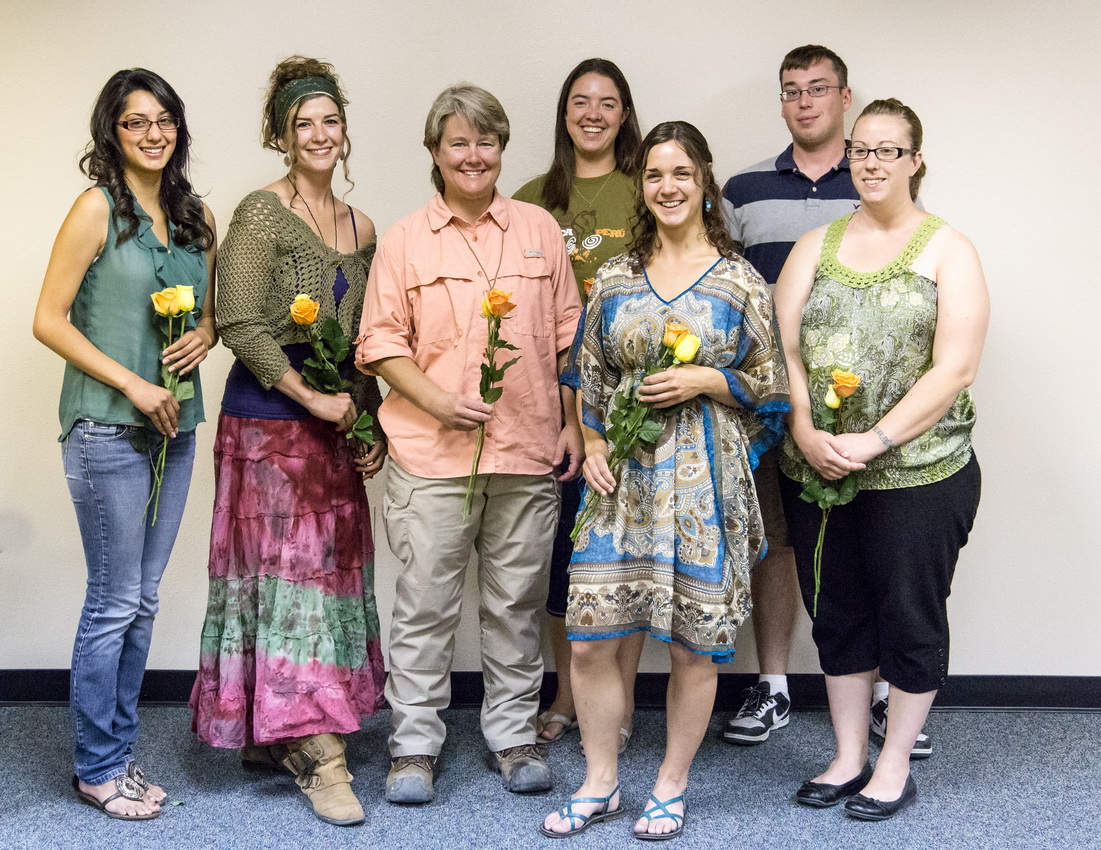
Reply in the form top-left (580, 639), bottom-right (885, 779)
top-left (463, 289), bottom-right (522, 519)
top-left (289, 294), bottom-right (375, 447)
top-left (799, 368), bottom-right (862, 616)
top-left (570, 319), bottom-right (702, 541)
top-left (140, 285), bottom-right (198, 523)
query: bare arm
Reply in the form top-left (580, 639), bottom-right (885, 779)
top-left (774, 228), bottom-right (866, 480)
top-left (832, 228), bottom-right (989, 463)
top-left (33, 189), bottom-right (181, 436)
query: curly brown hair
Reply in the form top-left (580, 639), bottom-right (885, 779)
top-left (628, 121), bottom-right (739, 272)
top-left (261, 56), bottom-right (353, 189)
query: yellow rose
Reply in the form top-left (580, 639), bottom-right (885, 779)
top-left (174, 285), bottom-right (195, 313)
top-left (481, 288), bottom-right (516, 318)
top-left (831, 369), bottom-right (861, 398)
top-left (663, 320), bottom-right (691, 348)
top-left (290, 293), bottom-right (320, 325)
top-left (673, 333), bottom-right (701, 363)
top-left (824, 386), bottom-right (841, 409)
top-left (150, 288), bottom-right (176, 316)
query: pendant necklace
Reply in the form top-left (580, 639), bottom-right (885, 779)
top-left (572, 170), bottom-right (615, 208)
top-left (453, 222), bottom-right (504, 290)
top-left (294, 180), bottom-right (339, 252)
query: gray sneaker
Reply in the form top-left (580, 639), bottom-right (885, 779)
top-left (385, 754), bottom-right (436, 804)
top-left (494, 744), bottom-right (552, 793)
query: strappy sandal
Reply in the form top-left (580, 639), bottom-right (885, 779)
top-left (634, 792), bottom-right (686, 841)
top-left (126, 762), bottom-right (166, 804)
top-left (538, 783), bottom-right (625, 838)
top-left (72, 775), bottom-right (160, 821)
top-left (537, 711), bottom-right (579, 743)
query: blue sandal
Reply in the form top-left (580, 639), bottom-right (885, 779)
top-left (634, 792), bottom-right (686, 841)
top-left (538, 784), bottom-right (625, 838)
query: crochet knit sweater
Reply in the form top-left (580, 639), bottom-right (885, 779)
top-left (216, 189), bottom-right (383, 424)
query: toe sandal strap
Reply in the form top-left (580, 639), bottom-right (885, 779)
top-left (107, 775), bottom-right (147, 804)
top-left (558, 783), bottom-right (621, 826)
top-left (640, 793), bottom-right (685, 826)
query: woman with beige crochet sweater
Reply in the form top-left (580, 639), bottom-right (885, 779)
top-left (189, 56), bottom-right (386, 827)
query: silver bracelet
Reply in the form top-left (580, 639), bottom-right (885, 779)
top-left (872, 425), bottom-right (895, 450)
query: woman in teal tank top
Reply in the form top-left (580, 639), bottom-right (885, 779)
top-left (775, 100), bottom-right (988, 820)
top-left (33, 69), bottom-right (216, 821)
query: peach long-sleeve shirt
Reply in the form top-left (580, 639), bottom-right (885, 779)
top-left (356, 192), bottom-right (581, 479)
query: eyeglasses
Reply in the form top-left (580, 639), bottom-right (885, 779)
top-left (845, 146), bottom-right (915, 161)
top-left (779, 85), bottom-right (843, 103)
top-left (116, 116), bottom-right (180, 133)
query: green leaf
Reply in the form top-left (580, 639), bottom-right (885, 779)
top-left (497, 341), bottom-right (520, 352)
top-left (484, 387), bottom-right (503, 403)
top-left (346, 411), bottom-right (375, 445)
top-left (837, 474), bottom-right (860, 506)
top-left (822, 486), bottom-right (840, 506)
top-left (499, 356), bottom-right (521, 372)
top-left (637, 419), bottom-right (664, 444)
top-left (174, 380), bottom-right (195, 401)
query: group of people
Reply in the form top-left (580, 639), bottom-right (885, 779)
top-left (34, 42), bottom-right (988, 838)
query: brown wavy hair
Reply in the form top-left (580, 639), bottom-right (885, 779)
top-left (628, 121), bottom-right (739, 272)
top-left (261, 55), bottom-right (353, 191)
top-left (80, 69), bottom-right (212, 250)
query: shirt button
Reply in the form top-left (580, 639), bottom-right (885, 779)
top-left (473, 235), bottom-right (478, 242)
top-left (477, 271), bottom-right (484, 277)
top-left (811, 187), bottom-right (817, 193)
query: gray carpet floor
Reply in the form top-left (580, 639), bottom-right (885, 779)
top-left (1, 706), bottom-right (1098, 849)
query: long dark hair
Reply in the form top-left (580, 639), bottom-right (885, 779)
top-left (541, 58), bottom-right (642, 213)
top-left (629, 121), bottom-right (739, 271)
top-left (80, 69), bottom-right (212, 250)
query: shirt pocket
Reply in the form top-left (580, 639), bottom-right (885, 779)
top-left (406, 259), bottom-right (466, 346)
top-left (496, 255), bottom-right (553, 339)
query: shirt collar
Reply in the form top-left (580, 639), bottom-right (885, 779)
top-left (775, 143), bottom-right (851, 175)
top-left (427, 190), bottom-right (510, 232)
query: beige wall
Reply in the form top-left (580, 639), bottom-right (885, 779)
top-left (3, 0), bottom-right (1098, 678)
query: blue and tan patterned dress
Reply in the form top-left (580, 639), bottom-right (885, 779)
top-left (565, 254), bottom-right (789, 661)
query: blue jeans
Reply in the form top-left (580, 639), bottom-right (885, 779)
top-left (63, 421), bottom-right (196, 785)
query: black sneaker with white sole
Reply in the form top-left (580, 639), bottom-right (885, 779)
top-left (869, 698), bottom-right (933, 759)
top-left (723, 682), bottom-right (791, 744)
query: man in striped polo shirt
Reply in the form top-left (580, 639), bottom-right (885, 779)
top-left (720, 45), bottom-right (932, 760)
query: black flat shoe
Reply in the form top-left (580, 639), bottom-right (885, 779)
top-left (844, 775), bottom-right (918, 821)
top-left (795, 763), bottom-right (873, 808)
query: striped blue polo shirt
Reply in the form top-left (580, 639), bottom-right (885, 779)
top-left (721, 144), bottom-right (860, 285)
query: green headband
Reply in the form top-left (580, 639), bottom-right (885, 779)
top-left (274, 76), bottom-right (343, 135)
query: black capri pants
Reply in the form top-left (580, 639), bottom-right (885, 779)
top-left (779, 454), bottom-right (980, 693)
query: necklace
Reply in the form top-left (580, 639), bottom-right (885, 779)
top-left (453, 221), bottom-right (504, 291)
top-left (572, 170), bottom-right (615, 208)
top-left (292, 179), bottom-right (339, 251)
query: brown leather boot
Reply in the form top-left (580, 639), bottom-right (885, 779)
top-left (281, 734), bottom-right (365, 826)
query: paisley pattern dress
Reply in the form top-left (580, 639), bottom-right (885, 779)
top-left (565, 254), bottom-right (789, 661)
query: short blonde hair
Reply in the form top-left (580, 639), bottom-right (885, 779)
top-left (423, 83), bottom-right (510, 192)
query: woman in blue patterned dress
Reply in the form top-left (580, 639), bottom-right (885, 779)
top-left (541, 121), bottom-right (788, 840)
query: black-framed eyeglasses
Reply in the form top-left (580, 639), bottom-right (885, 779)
top-left (116, 116), bottom-right (180, 133)
top-left (779, 85), bottom-right (843, 103)
top-left (845, 146), bottom-right (915, 161)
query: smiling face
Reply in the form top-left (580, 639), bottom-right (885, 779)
top-left (432, 113), bottom-right (502, 212)
top-left (286, 96), bottom-right (344, 174)
top-left (780, 60), bottom-right (851, 153)
top-left (564, 72), bottom-right (626, 163)
top-left (642, 140), bottom-right (705, 234)
top-left (849, 113), bottom-right (922, 204)
top-left (116, 90), bottom-right (177, 176)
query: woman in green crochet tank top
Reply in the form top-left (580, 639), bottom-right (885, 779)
top-left (775, 99), bottom-right (989, 820)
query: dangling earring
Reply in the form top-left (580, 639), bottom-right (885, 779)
top-left (704, 199), bottom-right (712, 213)
top-left (283, 154), bottom-right (291, 167)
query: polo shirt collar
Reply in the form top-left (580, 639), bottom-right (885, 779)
top-left (775, 143), bottom-right (851, 175)
top-left (427, 191), bottom-right (510, 232)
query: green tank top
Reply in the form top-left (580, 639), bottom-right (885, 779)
top-left (58, 187), bottom-right (208, 440)
top-left (780, 213), bottom-right (975, 490)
